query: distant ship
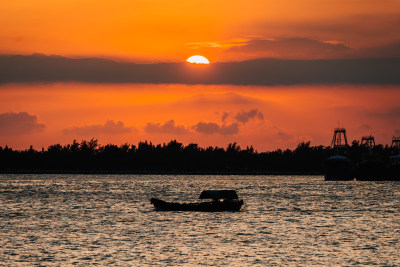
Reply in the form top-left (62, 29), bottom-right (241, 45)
top-left (387, 136), bottom-right (400, 181)
top-left (324, 128), bottom-right (354, 181)
top-left (355, 135), bottom-right (386, 181)
top-left (325, 155), bottom-right (354, 181)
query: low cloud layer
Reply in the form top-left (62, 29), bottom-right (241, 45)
top-left (234, 109), bottom-right (264, 124)
top-left (221, 112), bottom-right (230, 122)
top-left (145, 120), bottom-right (189, 134)
top-left (182, 93), bottom-right (260, 106)
top-left (360, 41), bottom-right (400, 58)
top-left (368, 107), bottom-right (400, 119)
top-left (226, 38), bottom-right (352, 59)
top-left (359, 124), bottom-right (372, 131)
top-left (1, 54), bottom-right (400, 85)
top-left (0, 112), bottom-right (45, 136)
top-left (63, 120), bottom-right (132, 136)
top-left (193, 122), bottom-right (239, 136)
top-left (221, 109), bottom-right (264, 124)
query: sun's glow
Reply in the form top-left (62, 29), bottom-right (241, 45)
top-left (186, 55), bottom-right (210, 64)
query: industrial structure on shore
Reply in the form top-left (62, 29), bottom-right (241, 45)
top-left (324, 128), bottom-right (400, 181)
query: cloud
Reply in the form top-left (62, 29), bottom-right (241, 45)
top-left (277, 131), bottom-right (291, 139)
top-left (0, 112), bottom-right (45, 136)
top-left (144, 120), bottom-right (189, 134)
top-left (359, 124), bottom-right (372, 131)
top-left (1, 54), bottom-right (400, 85)
top-left (368, 107), bottom-right (400, 119)
top-left (226, 38), bottom-right (352, 59)
top-left (63, 120), bottom-right (132, 136)
top-left (359, 41), bottom-right (400, 58)
top-left (251, 14), bottom-right (400, 51)
top-left (186, 42), bottom-right (225, 49)
top-left (193, 122), bottom-right (239, 136)
top-left (179, 93), bottom-right (261, 106)
top-left (289, 135), bottom-right (313, 144)
top-left (234, 109), bottom-right (264, 124)
top-left (221, 112), bottom-right (230, 122)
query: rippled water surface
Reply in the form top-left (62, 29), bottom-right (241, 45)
top-left (1, 175), bottom-right (399, 266)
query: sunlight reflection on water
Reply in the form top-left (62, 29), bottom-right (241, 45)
top-left (0, 174), bottom-right (399, 266)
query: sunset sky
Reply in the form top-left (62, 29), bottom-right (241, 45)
top-left (1, 0), bottom-right (400, 151)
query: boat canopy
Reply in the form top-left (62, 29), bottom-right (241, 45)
top-left (199, 190), bottom-right (238, 200)
top-left (327, 155), bottom-right (350, 161)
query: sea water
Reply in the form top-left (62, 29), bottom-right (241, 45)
top-left (0, 175), bottom-right (399, 266)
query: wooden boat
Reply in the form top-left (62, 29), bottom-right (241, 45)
top-left (150, 190), bottom-right (244, 212)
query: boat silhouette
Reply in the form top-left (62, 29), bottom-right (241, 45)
top-left (325, 128), bottom-right (354, 180)
top-left (150, 190), bottom-right (244, 212)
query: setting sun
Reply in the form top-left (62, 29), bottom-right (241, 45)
top-left (186, 55), bottom-right (210, 64)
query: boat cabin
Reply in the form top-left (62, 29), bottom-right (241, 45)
top-left (199, 190), bottom-right (239, 202)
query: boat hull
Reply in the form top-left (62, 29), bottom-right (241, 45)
top-left (385, 164), bottom-right (400, 181)
top-left (387, 156), bottom-right (400, 181)
top-left (356, 160), bottom-right (387, 181)
top-left (324, 156), bottom-right (354, 181)
top-left (150, 198), bottom-right (244, 212)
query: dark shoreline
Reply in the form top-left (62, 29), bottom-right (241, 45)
top-left (2, 139), bottom-right (398, 178)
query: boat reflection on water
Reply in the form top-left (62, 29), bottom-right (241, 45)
top-left (150, 190), bottom-right (244, 212)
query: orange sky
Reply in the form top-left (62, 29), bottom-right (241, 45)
top-left (1, 83), bottom-right (399, 151)
top-left (1, 1), bottom-right (400, 150)
top-left (1, 0), bottom-right (400, 62)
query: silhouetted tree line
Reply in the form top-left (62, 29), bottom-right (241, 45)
top-left (0, 139), bottom-right (398, 174)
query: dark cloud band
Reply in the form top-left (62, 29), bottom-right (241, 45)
top-left (193, 122), bottom-right (239, 136)
top-left (144, 120), bottom-right (189, 134)
top-left (62, 120), bottom-right (132, 136)
top-left (1, 54), bottom-right (400, 85)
